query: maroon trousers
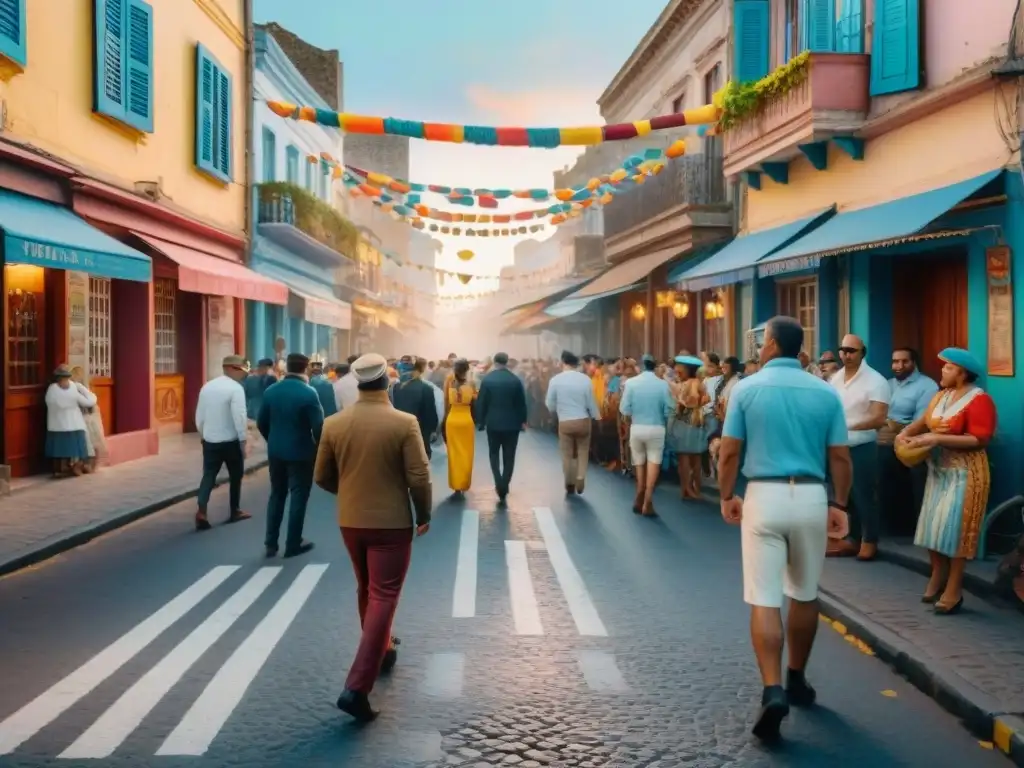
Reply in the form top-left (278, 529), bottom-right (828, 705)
top-left (340, 526), bottom-right (413, 693)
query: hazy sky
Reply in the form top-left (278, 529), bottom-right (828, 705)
top-left (253, 0), bottom-right (670, 289)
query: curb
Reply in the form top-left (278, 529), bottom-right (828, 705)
top-left (816, 586), bottom-right (1024, 765)
top-left (0, 459), bottom-right (269, 579)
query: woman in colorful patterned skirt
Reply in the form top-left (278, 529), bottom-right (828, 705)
top-left (896, 347), bottom-right (997, 615)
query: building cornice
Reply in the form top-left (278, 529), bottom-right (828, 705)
top-left (255, 29), bottom-right (333, 113)
top-left (192, 0), bottom-right (245, 50)
top-left (598, 0), bottom-right (710, 112)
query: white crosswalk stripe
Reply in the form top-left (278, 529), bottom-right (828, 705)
top-left (0, 503), bottom-right (623, 758)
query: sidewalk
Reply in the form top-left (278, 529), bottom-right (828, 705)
top-left (0, 434), bottom-right (267, 578)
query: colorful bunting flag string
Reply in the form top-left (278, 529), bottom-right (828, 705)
top-left (264, 100), bottom-right (720, 147)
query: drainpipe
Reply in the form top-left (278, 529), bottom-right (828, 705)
top-left (243, 0), bottom-right (255, 248)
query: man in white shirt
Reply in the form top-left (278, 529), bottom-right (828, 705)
top-left (334, 354), bottom-right (359, 411)
top-left (545, 350), bottom-right (600, 495)
top-left (830, 334), bottom-right (890, 560)
top-left (194, 354), bottom-right (251, 531)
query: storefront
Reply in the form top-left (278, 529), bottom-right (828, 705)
top-left (1, 187), bottom-right (153, 477)
top-left (247, 237), bottom-right (353, 364)
top-left (68, 177), bottom-right (289, 437)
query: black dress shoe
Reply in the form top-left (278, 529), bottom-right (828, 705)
top-left (752, 685), bottom-right (789, 742)
top-left (381, 636), bottom-right (401, 673)
top-left (786, 670), bottom-right (817, 707)
top-left (337, 688), bottom-right (379, 722)
top-left (283, 541), bottom-right (314, 558)
top-left (264, 546), bottom-right (278, 558)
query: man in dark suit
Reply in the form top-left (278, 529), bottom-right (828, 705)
top-left (391, 357), bottom-right (439, 457)
top-left (257, 353), bottom-right (325, 558)
top-left (476, 351), bottom-right (528, 502)
top-left (308, 359), bottom-right (339, 418)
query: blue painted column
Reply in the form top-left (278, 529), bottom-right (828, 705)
top-left (246, 301), bottom-right (268, 363)
top-left (849, 254), bottom-right (892, 372)
top-left (752, 275), bottom-right (776, 325)
top-left (288, 317), bottom-right (303, 354)
top-left (817, 258), bottom-right (839, 356)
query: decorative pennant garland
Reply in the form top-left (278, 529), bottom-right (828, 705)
top-left (265, 100), bottom-right (720, 147)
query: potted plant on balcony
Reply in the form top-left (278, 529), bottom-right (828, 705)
top-left (258, 181), bottom-right (359, 259)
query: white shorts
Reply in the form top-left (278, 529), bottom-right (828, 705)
top-left (629, 424), bottom-right (666, 466)
top-left (741, 481), bottom-right (828, 608)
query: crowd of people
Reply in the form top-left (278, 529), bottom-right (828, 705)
top-left (180, 321), bottom-right (1000, 740)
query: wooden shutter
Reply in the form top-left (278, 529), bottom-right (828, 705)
top-left (733, 0), bottom-right (770, 83)
top-left (804, 0), bottom-right (835, 52)
top-left (125, 0), bottom-right (153, 132)
top-left (870, 0), bottom-right (921, 95)
top-left (216, 68), bottom-right (232, 179)
top-left (94, 0), bottom-right (127, 119)
top-left (0, 0), bottom-right (26, 67)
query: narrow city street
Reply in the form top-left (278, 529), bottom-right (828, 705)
top-left (0, 433), bottom-right (1007, 768)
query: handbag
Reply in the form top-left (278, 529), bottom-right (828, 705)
top-left (895, 440), bottom-right (931, 468)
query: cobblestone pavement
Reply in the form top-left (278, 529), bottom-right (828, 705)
top-left (0, 434), bottom-right (267, 573)
top-left (0, 432), bottom-right (1008, 767)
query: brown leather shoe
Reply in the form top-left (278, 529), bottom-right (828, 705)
top-left (857, 542), bottom-right (878, 561)
top-left (826, 539), bottom-right (858, 557)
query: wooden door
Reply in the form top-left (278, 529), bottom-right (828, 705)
top-left (4, 265), bottom-right (47, 476)
top-left (891, 251), bottom-right (968, 382)
top-left (88, 276), bottom-right (115, 436)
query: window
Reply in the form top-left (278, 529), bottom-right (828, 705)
top-left (261, 127), bottom-right (276, 182)
top-left (93, 0), bottom-right (154, 132)
top-left (784, 0), bottom-right (800, 61)
top-left (285, 145), bottom-right (299, 184)
top-left (837, 0), bottom-right (864, 53)
top-left (5, 265), bottom-right (43, 387)
top-left (0, 0), bottom-right (26, 67)
top-left (319, 159), bottom-right (330, 199)
top-left (304, 159), bottom-right (313, 192)
top-left (703, 63), bottom-right (722, 103)
top-left (154, 278), bottom-right (178, 375)
top-left (733, 0), bottom-right (770, 82)
top-left (671, 93), bottom-right (686, 113)
top-left (836, 256), bottom-right (850, 340)
top-left (88, 277), bottom-right (113, 378)
top-left (776, 278), bottom-right (818, 358)
top-left (194, 43), bottom-right (232, 182)
top-left (802, 0), bottom-right (837, 53)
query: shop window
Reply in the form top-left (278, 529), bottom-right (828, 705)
top-left (88, 277), bottom-right (113, 378)
top-left (702, 290), bottom-right (730, 356)
top-left (154, 277), bottom-right (178, 374)
top-left (776, 278), bottom-right (818, 358)
top-left (5, 265), bottom-right (44, 387)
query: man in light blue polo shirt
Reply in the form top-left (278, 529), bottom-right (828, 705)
top-left (717, 315), bottom-right (853, 744)
top-left (545, 350), bottom-right (600, 495)
top-left (619, 354), bottom-right (674, 516)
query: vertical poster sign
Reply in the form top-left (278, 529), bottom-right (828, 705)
top-left (206, 296), bottom-right (236, 381)
top-left (986, 245), bottom-right (1015, 376)
top-left (67, 271), bottom-right (89, 378)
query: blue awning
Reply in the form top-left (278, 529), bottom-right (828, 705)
top-left (757, 169), bottom-right (1004, 278)
top-left (0, 190), bottom-right (151, 282)
top-left (674, 208), bottom-right (835, 292)
top-left (544, 282), bottom-right (642, 318)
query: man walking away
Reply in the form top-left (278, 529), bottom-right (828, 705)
top-left (331, 362), bottom-right (350, 410)
top-left (315, 353), bottom-right (432, 722)
top-left (392, 357), bottom-right (439, 457)
top-left (546, 350), bottom-right (599, 495)
top-left (717, 316), bottom-right (851, 743)
top-left (257, 353), bottom-right (324, 558)
top-left (334, 354), bottom-right (360, 411)
top-left (308, 360), bottom-right (338, 418)
top-left (243, 358), bottom-right (277, 420)
top-left (619, 354), bottom-right (674, 516)
top-left (194, 355), bottom-right (252, 531)
top-left (476, 351), bottom-right (528, 502)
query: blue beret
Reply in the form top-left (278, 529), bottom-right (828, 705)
top-left (938, 347), bottom-right (983, 377)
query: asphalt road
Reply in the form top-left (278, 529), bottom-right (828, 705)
top-left (0, 431), bottom-right (1007, 768)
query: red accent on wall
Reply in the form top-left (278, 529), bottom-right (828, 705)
top-left (234, 297), bottom-right (246, 356)
top-left (112, 278), bottom-right (154, 434)
top-left (179, 290), bottom-right (206, 433)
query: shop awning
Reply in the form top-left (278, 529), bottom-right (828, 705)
top-left (566, 246), bottom-right (681, 300)
top-left (133, 233), bottom-right (288, 304)
top-left (545, 282), bottom-right (643, 318)
top-left (674, 208), bottom-right (835, 292)
top-left (756, 169), bottom-right (1005, 278)
top-left (249, 259), bottom-right (353, 330)
top-left (501, 277), bottom-right (594, 316)
top-left (0, 190), bottom-right (151, 282)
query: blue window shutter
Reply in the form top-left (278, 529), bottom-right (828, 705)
top-left (261, 128), bottom-right (275, 182)
top-left (870, 0), bottom-right (920, 95)
top-left (215, 68), bottom-right (232, 179)
top-left (848, 0), bottom-right (864, 53)
top-left (805, 0), bottom-right (835, 51)
top-left (194, 44), bottom-right (216, 176)
top-left (0, 0), bottom-right (27, 67)
top-left (124, 0), bottom-right (153, 132)
top-left (94, 0), bottom-right (127, 120)
top-left (734, 0), bottom-right (770, 83)
top-left (286, 146), bottom-right (299, 183)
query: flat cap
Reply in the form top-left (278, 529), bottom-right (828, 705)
top-left (352, 352), bottom-right (388, 383)
top-left (222, 354), bottom-right (248, 370)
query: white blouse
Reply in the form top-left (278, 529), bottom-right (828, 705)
top-left (45, 382), bottom-right (97, 432)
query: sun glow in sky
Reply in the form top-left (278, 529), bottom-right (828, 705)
top-left (253, 0), bottom-right (671, 297)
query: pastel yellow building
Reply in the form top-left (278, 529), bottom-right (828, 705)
top-left (0, 0), bottom-right (288, 477)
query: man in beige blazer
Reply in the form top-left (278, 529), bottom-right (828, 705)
top-left (314, 352), bottom-right (433, 722)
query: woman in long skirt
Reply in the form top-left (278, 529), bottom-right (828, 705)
top-left (668, 356), bottom-right (708, 499)
top-left (444, 358), bottom-right (476, 497)
top-left (45, 364), bottom-right (97, 477)
top-left (897, 347), bottom-right (996, 614)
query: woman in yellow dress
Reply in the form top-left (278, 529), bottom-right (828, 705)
top-left (444, 358), bottom-right (476, 497)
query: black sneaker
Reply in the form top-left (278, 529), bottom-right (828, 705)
top-left (752, 685), bottom-right (789, 742)
top-left (336, 688), bottom-right (378, 722)
top-left (786, 670), bottom-right (817, 708)
top-left (283, 541), bottom-right (315, 558)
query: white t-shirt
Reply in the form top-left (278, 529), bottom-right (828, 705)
top-left (830, 363), bottom-right (890, 446)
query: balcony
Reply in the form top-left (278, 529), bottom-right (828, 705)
top-left (603, 153), bottom-right (732, 261)
top-left (722, 52), bottom-right (870, 180)
top-left (256, 183), bottom-right (359, 268)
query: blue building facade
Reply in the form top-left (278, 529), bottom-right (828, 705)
top-left (247, 27), bottom-right (352, 364)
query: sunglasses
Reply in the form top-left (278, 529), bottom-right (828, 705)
top-left (838, 347), bottom-right (863, 355)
